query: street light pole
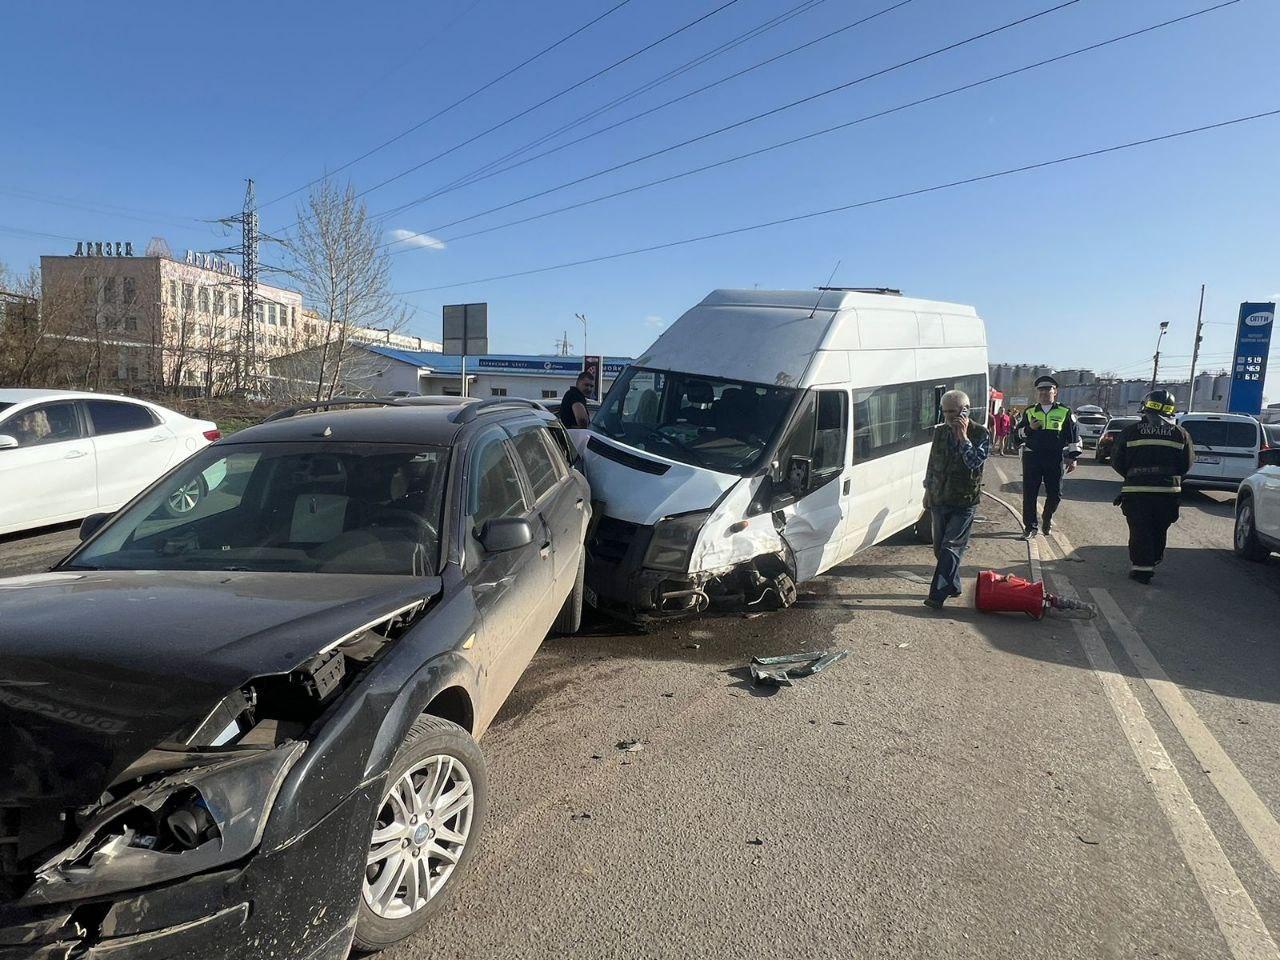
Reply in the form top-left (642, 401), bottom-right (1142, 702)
top-left (1150, 320), bottom-right (1170, 391)
top-left (575, 312), bottom-right (587, 361)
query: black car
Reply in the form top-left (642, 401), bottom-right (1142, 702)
top-left (1094, 416), bottom-right (1139, 464)
top-left (0, 397), bottom-right (590, 959)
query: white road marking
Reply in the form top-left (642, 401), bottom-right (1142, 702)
top-left (1049, 526), bottom-right (1080, 562)
top-left (992, 462), bottom-right (1012, 486)
top-left (1051, 573), bottom-right (1280, 960)
top-left (1092, 588), bottom-right (1280, 880)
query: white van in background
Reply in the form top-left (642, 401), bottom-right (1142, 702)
top-left (1178, 412), bottom-right (1269, 492)
top-left (579, 287), bottom-right (988, 620)
top-left (1076, 404), bottom-right (1108, 448)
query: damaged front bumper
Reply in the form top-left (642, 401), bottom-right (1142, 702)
top-left (585, 516), bottom-right (795, 621)
top-left (0, 781), bottom-right (380, 960)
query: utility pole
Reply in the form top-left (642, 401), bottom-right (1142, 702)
top-left (1150, 320), bottom-right (1170, 391)
top-left (240, 179), bottom-right (259, 395)
top-left (1187, 284), bottom-right (1206, 411)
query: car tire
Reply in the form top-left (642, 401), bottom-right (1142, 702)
top-left (1234, 494), bottom-right (1271, 563)
top-left (912, 509), bottom-right (932, 545)
top-left (553, 549), bottom-right (585, 635)
top-left (164, 474), bottom-right (207, 518)
top-left (353, 715), bottom-right (489, 954)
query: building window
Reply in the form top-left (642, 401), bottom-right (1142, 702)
top-left (230, 294), bottom-right (240, 316)
top-left (214, 289), bottom-right (225, 317)
top-left (198, 287), bottom-right (210, 313)
top-left (168, 279), bottom-right (178, 305)
top-left (199, 325), bottom-right (211, 337)
top-left (490, 387), bottom-right (508, 396)
top-left (123, 277), bottom-right (137, 304)
top-left (270, 303), bottom-right (279, 325)
top-left (182, 283), bottom-right (194, 309)
top-left (103, 277), bottom-right (117, 304)
top-left (541, 389), bottom-right (557, 399)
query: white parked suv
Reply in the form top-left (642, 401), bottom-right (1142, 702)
top-left (1177, 412), bottom-right (1268, 492)
top-left (1235, 442), bottom-right (1280, 562)
top-left (0, 389), bottom-right (220, 535)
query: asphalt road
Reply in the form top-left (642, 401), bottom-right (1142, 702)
top-left (2, 457), bottom-right (1278, 959)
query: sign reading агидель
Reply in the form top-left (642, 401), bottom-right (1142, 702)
top-left (1226, 301), bottom-right (1274, 416)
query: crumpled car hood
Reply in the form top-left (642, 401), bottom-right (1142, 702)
top-left (0, 570), bottom-right (440, 806)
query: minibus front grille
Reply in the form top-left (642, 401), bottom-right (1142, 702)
top-left (590, 517), bottom-right (643, 564)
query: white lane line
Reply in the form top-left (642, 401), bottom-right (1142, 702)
top-left (1092, 588), bottom-right (1280, 880)
top-left (992, 462), bottom-right (1012, 486)
top-left (1049, 526), bottom-right (1080, 562)
top-left (1052, 573), bottom-right (1280, 960)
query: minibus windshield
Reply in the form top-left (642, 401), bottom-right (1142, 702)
top-left (593, 367), bottom-right (798, 475)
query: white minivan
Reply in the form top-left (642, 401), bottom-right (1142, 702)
top-left (1177, 412), bottom-right (1268, 492)
top-left (578, 288), bottom-right (988, 619)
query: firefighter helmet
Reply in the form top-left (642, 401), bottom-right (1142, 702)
top-left (1141, 389), bottom-right (1177, 417)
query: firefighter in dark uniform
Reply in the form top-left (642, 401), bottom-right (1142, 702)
top-left (1013, 375), bottom-right (1082, 538)
top-left (1110, 389), bottom-right (1195, 584)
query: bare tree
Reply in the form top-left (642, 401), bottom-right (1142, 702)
top-left (283, 180), bottom-right (411, 400)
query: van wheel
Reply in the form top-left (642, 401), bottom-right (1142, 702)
top-left (354, 716), bottom-right (488, 953)
top-left (554, 550), bottom-right (585, 635)
top-left (912, 510), bottom-right (932, 544)
top-left (1235, 494), bottom-right (1271, 562)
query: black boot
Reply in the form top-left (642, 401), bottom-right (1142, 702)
top-left (1042, 513), bottom-right (1053, 535)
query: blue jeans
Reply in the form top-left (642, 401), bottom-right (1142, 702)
top-left (929, 505), bottom-right (977, 602)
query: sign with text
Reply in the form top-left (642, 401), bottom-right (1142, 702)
top-left (581, 355), bottom-right (602, 399)
top-left (1226, 302), bottom-right (1274, 415)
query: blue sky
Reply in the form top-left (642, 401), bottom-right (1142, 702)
top-left (3, 0), bottom-right (1278, 400)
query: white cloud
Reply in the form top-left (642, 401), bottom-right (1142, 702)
top-left (643, 315), bottom-right (665, 330)
top-left (387, 228), bottom-right (446, 251)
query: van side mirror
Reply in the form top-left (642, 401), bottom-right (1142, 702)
top-left (79, 512), bottom-right (112, 541)
top-left (477, 517), bottom-right (534, 553)
top-left (0, 435), bottom-right (17, 450)
top-left (1260, 449), bottom-right (1280, 469)
top-left (786, 456), bottom-right (812, 498)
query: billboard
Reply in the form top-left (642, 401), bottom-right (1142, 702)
top-left (1226, 302), bottom-right (1274, 416)
top-left (442, 303), bottom-right (488, 356)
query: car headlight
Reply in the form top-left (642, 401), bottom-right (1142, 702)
top-left (24, 741), bottom-right (305, 906)
top-left (644, 510), bottom-right (711, 572)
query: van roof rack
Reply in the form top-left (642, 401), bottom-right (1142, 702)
top-left (264, 396), bottom-right (405, 422)
top-left (451, 396), bottom-right (546, 424)
top-left (817, 286), bottom-right (903, 296)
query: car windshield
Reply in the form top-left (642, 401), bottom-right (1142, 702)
top-left (593, 366), bottom-right (798, 474)
top-left (1181, 419), bottom-right (1259, 449)
top-left (1078, 414), bottom-right (1108, 425)
top-left (0, 402), bottom-right (13, 415)
top-left (67, 442), bottom-right (449, 575)
top-left (1265, 423), bottom-right (1280, 445)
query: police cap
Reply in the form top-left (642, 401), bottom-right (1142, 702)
top-left (1034, 375), bottom-right (1059, 389)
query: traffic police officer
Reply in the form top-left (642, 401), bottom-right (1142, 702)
top-left (1110, 389), bottom-right (1194, 584)
top-left (1013, 375), bottom-right (1082, 538)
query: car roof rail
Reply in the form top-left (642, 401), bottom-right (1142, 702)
top-left (263, 396), bottom-right (405, 422)
top-left (451, 397), bottom-right (545, 424)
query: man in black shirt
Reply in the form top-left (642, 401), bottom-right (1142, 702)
top-left (558, 371), bottom-right (594, 428)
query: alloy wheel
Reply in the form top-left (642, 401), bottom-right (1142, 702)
top-left (363, 755), bottom-right (475, 920)
top-left (1236, 502), bottom-right (1253, 551)
top-left (167, 479), bottom-right (202, 514)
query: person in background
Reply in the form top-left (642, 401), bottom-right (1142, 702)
top-left (558, 370), bottom-right (595, 429)
top-left (992, 407), bottom-right (1012, 457)
top-left (1110, 389), bottom-right (1194, 584)
top-left (1013, 376), bottom-right (1081, 538)
top-left (922, 389), bottom-right (991, 610)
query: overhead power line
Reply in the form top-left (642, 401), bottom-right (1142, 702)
top-left (410, 0), bottom-right (1242, 251)
top-left (413, 0), bottom-right (838, 205)
top-left (395, 107), bottom-right (1280, 293)
top-left (381, 0), bottom-right (1082, 249)
top-left (348, 0), bottom-right (748, 205)
top-left (258, 0), bottom-right (636, 210)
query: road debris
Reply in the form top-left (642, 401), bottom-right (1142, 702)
top-left (685, 642), bottom-right (701, 650)
top-left (749, 650), bottom-right (848, 688)
top-left (746, 838), bottom-right (764, 846)
top-left (571, 812), bottom-right (593, 822)
top-left (617, 740), bottom-right (645, 752)
top-left (896, 642), bottom-right (911, 649)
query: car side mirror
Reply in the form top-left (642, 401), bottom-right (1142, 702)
top-left (1260, 449), bottom-right (1280, 468)
top-left (478, 517), bottom-right (534, 553)
top-left (0, 435), bottom-right (17, 450)
top-left (786, 456), bottom-right (812, 498)
top-left (80, 512), bottom-right (112, 541)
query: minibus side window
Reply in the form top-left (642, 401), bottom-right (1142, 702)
top-left (774, 390), bottom-right (848, 497)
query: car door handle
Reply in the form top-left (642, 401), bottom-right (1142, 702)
top-left (64, 449), bottom-right (88, 460)
top-left (149, 434), bottom-right (168, 443)
top-left (842, 478), bottom-right (851, 495)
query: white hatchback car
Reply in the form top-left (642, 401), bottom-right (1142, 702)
top-left (1235, 441), bottom-right (1280, 562)
top-left (0, 389), bottom-right (220, 535)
